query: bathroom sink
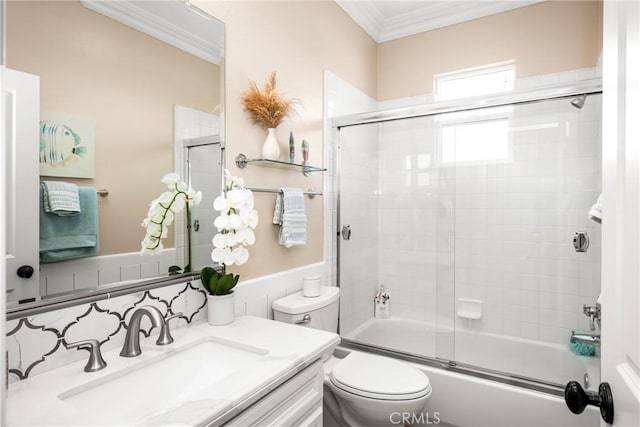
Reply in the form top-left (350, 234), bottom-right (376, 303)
top-left (58, 337), bottom-right (268, 423)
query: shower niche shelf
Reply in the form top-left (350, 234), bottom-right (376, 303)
top-left (235, 153), bottom-right (326, 177)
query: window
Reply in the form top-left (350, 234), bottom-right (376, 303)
top-left (435, 63), bottom-right (515, 164)
top-left (441, 119), bottom-right (509, 163)
top-left (435, 63), bottom-right (515, 101)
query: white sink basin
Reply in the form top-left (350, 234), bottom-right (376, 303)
top-left (58, 337), bottom-right (268, 423)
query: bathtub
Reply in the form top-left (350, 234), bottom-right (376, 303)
top-left (341, 317), bottom-right (600, 427)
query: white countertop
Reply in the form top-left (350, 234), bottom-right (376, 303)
top-left (6, 316), bottom-right (340, 426)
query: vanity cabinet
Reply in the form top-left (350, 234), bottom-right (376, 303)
top-left (222, 359), bottom-right (324, 427)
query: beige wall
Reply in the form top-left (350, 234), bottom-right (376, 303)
top-left (7, 0), bottom-right (219, 255)
top-left (9, 0), bottom-right (602, 280)
top-left (198, 1), bottom-right (377, 280)
top-left (377, 1), bottom-right (603, 100)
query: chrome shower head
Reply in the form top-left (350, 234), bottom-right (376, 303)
top-left (571, 94), bottom-right (587, 109)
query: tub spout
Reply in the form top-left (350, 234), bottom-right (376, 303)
top-left (570, 330), bottom-right (600, 346)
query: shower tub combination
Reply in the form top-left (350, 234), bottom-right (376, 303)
top-left (332, 78), bottom-right (603, 426)
top-left (342, 317), bottom-right (599, 426)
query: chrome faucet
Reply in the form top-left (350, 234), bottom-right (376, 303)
top-left (583, 303), bottom-right (601, 331)
top-left (120, 305), bottom-right (165, 357)
top-left (571, 330), bottom-right (601, 346)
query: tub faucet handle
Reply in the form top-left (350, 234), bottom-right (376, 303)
top-left (583, 304), bottom-right (601, 331)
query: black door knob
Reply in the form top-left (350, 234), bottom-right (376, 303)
top-left (565, 380), bottom-right (614, 424)
top-left (16, 265), bottom-right (34, 279)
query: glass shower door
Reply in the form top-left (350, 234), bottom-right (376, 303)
top-left (183, 141), bottom-right (222, 271)
top-left (336, 91), bottom-right (602, 388)
top-left (449, 95), bottom-right (602, 386)
top-left (337, 115), bottom-right (454, 361)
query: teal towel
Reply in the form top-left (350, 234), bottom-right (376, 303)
top-left (40, 186), bottom-right (99, 263)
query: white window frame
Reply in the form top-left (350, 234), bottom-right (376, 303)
top-left (434, 63), bottom-right (516, 166)
top-left (434, 62), bottom-right (516, 102)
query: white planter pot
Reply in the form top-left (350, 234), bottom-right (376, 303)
top-left (207, 293), bottom-right (235, 326)
top-left (261, 127), bottom-right (280, 160)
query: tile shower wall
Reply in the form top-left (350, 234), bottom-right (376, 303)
top-left (7, 262), bottom-right (325, 384)
top-left (452, 95), bottom-right (602, 347)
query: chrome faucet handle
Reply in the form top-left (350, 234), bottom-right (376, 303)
top-left (583, 304), bottom-right (601, 331)
top-left (156, 312), bottom-right (183, 346)
top-left (66, 339), bottom-right (107, 372)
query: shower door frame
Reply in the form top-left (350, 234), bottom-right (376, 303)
top-left (333, 78), bottom-right (603, 395)
top-left (333, 78), bottom-right (602, 129)
top-left (181, 135), bottom-right (224, 272)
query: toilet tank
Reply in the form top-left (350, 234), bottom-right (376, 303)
top-left (272, 286), bottom-right (339, 333)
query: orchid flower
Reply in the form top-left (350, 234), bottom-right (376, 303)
top-left (141, 172), bottom-right (202, 254)
top-left (211, 170), bottom-right (258, 271)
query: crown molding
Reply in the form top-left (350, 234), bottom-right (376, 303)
top-left (335, 0), bottom-right (385, 42)
top-left (81, 0), bottom-right (222, 65)
top-left (338, 0), bottom-right (545, 44)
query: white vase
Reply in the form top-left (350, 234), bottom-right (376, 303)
top-left (207, 293), bottom-right (235, 326)
top-left (262, 128), bottom-right (280, 160)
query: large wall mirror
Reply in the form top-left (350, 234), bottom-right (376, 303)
top-left (4, 0), bottom-right (224, 309)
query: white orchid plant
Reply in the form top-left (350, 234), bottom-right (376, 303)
top-left (201, 170), bottom-right (258, 296)
top-left (141, 173), bottom-right (202, 270)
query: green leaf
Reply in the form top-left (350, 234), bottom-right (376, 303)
top-left (216, 274), bottom-right (234, 295)
top-left (208, 273), bottom-right (220, 295)
top-left (200, 267), bottom-right (239, 295)
top-left (200, 267), bottom-right (218, 294)
top-left (168, 265), bottom-right (182, 275)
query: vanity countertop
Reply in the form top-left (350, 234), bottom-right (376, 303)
top-left (6, 315), bottom-right (340, 426)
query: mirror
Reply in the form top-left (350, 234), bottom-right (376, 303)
top-left (4, 0), bottom-right (224, 307)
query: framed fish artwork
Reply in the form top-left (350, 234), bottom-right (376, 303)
top-left (39, 111), bottom-right (96, 178)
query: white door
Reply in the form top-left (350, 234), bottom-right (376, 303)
top-left (600, 1), bottom-right (640, 426)
top-left (4, 68), bottom-right (40, 302)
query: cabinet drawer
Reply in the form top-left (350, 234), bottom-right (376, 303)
top-left (224, 360), bottom-right (323, 427)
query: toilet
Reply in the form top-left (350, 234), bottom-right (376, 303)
top-left (272, 286), bottom-right (432, 427)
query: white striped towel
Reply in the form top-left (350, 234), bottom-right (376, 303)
top-left (273, 187), bottom-right (307, 248)
top-left (41, 181), bottom-right (81, 216)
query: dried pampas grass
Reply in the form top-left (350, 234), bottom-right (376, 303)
top-left (242, 72), bottom-right (297, 129)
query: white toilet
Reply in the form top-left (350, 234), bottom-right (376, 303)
top-left (272, 286), bottom-right (432, 427)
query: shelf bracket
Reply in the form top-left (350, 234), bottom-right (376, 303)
top-left (235, 153), bottom-right (248, 169)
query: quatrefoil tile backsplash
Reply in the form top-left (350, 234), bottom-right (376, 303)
top-left (6, 280), bottom-right (208, 383)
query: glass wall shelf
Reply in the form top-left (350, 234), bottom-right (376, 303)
top-left (235, 153), bottom-right (326, 176)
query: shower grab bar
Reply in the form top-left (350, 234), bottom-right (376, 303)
top-left (247, 187), bottom-right (322, 199)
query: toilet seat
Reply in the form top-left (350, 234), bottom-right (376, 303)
top-left (329, 352), bottom-right (432, 401)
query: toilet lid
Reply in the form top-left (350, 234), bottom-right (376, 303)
top-left (330, 352), bottom-right (431, 401)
